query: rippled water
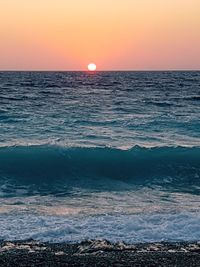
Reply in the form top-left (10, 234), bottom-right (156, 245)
top-left (0, 71), bottom-right (199, 148)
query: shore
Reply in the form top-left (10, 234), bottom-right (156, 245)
top-left (1, 240), bottom-right (200, 266)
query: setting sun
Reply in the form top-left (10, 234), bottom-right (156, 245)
top-left (88, 63), bottom-right (97, 71)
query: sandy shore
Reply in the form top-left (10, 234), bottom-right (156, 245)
top-left (1, 239), bottom-right (200, 266)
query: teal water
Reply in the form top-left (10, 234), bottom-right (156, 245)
top-left (0, 71), bottom-right (200, 243)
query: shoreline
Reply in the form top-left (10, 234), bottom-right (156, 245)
top-left (1, 240), bottom-right (200, 266)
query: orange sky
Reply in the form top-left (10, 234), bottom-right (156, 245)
top-left (0, 0), bottom-right (200, 70)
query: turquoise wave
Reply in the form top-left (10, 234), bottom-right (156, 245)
top-left (0, 145), bottom-right (199, 192)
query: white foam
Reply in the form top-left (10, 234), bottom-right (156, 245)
top-left (1, 212), bottom-right (200, 243)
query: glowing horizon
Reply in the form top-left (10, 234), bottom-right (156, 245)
top-left (0, 0), bottom-right (200, 71)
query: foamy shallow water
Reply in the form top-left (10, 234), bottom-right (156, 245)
top-left (1, 212), bottom-right (200, 243)
top-left (1, 189), bottom-right (200, 243)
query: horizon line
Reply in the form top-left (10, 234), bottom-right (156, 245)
top-left (0, 69), bottom-right (200, 72)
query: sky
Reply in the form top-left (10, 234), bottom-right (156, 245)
top-left (0, 0), bottom-right (200, 70)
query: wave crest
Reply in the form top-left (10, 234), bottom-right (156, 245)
top-left (0, 145), bottom-right (199, 194)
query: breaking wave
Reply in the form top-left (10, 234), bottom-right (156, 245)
top-left (0, 145), bottom-right (199, 195)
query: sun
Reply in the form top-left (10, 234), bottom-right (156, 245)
top-left (88, 63), bottom-right (97, 71)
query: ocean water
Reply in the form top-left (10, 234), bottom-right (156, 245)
top-left (0, 71), bottom-right (200, 243)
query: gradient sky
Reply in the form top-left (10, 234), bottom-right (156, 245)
top-left (0, 0), bottom-right (200, 70)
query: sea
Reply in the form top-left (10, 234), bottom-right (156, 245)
top-left (0, 71), bottom-right (200, 243)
